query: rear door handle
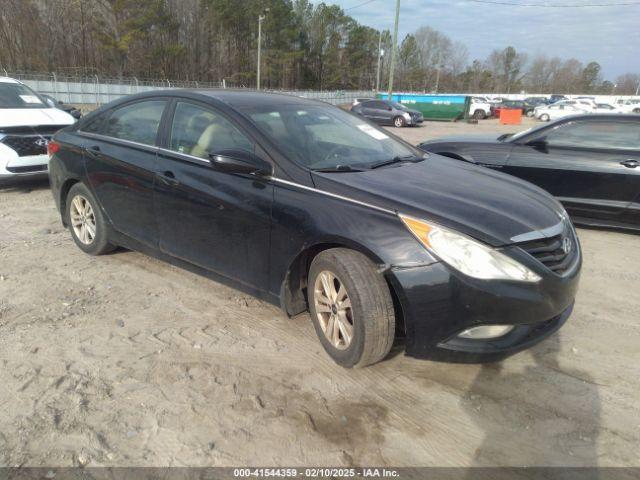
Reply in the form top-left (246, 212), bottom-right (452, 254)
top-left (157, 170), bottom-right (179, 186)
top-left (620, 159), bottom-right (639, 168)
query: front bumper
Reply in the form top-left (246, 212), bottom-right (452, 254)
top-left (0, 142), bottom-right (50, 181)
top-left (387, 249), bottom-right (581, 363)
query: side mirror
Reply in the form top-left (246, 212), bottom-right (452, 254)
top-left (208, 149), bottom-right (272, 176)
top-left (526, 138), bottom-right (548, 151)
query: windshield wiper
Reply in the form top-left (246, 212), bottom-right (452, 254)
top-left (368, 154), bottom-right (422, 170)
top-left (312, 165), bottom-right (365, 173)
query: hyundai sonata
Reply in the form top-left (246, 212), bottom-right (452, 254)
top-left (48, 90), bottom-right (581, 367)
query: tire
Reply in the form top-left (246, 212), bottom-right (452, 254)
top-left (472, 110), bottom-right (486, 120)
top-left (526, 110), bottom-right (535, 117)
top-left (539, 113), bottom-right (550, 122)
top-left (633, 108), bottom-right (640, 114)
top-left (66, 182), bottom-right (115, 255)
top-left (393, 116), bottom-right (406, 128)
top-left (308, 248), bottom-right (395, 368)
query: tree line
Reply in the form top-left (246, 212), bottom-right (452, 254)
top-left (1, 0), bottom-right (638, 95)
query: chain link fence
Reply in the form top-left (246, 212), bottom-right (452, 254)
top-left (2, 70), bottom-right (374, 107)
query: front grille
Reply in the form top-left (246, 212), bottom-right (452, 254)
top-left (1, 135), bottom-right (51, 157)
top-left (516, 230), bottom-right (578, 275)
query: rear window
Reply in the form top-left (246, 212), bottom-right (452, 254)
top-left (0, 82), bottom-right (46, 109)
top-left (101, 100), bottom-right (167, 146)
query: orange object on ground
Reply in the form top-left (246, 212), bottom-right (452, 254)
top-left (499, 108), bottom-right (522, 125)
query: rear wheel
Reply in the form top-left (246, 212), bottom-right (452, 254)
top-left (393, 116), bottom-right (406, 128)
top-left (308, 248), bottom-right (395, 368)
top-left (539, 113), bottom-right (550, 122)
top-left (66, 183), bottom-right (115, 255)
top-left (633, 108), bottom-right (640, 114)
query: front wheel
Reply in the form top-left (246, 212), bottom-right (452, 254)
top-left (66, 183), bottom-right (115, 255)
top-left (539, 113), bottom-right (550, 122)
top-left (526, 110), bottom-right (535, 117)
top-left (393, 116), bottom-right (406, 128)
top-left (308, 248), bottom-right (395, 368)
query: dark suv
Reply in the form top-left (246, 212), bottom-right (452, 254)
top-left (351, 99), bottom-right (423, 127)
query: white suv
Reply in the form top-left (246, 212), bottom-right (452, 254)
top-left (469, 97), bottom-right (492, 120)
top-left (0, 77), bottom-right (75, 183)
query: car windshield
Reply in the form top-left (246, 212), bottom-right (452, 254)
top-left (243, 104), bottom-right (422, 170)
top-left (389, 101), bottom-right (409, 111)
top-left (0, 82), bottom-right (46, 109)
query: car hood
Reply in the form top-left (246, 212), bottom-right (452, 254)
top-left (0, 108), bottom-right (75, 128)
top-left (312, 155), bottom-right (564, 247)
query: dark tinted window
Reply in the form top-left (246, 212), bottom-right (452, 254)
top-left (545, 121), bottom-right (640, 150)
top-left (169, 101), bottom-right (253, 160)
top-left (82, 114), bottom-right (106, 133)
top-left (364, 101), bottom-right (389, 110)
top-left (102, 100), bottom-right (167, 145)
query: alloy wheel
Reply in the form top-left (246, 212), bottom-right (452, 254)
top-left (70, 195), bottom-right (97, 245)
top-left (314, 271), bottom-right (354, 350)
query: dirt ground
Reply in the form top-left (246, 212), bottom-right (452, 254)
top-left (0, 118), bottom-right (639, 468)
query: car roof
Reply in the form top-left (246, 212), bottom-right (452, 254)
top-left (0, 77), bottom-right (22, 84)
top-left (558, 114), bottom-right (640, 122)
top-left (102, 88), bottom-right (328, 110)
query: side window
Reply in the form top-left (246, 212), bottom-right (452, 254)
top-left (102, 100), bottom-right (166, 145)
top-left (82, 114), bottom-right (106, 134)
top-left (169, 102), bottom-right (253, 160)
top-left (545, 122), bottom-right (640, 150)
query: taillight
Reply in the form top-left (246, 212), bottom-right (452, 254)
top-left (47, 140), bottom-right (60, 157)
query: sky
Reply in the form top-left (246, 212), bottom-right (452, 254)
top-left (328, 0), bottom-right (640, 80)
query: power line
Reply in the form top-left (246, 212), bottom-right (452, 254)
top-left (464, 0), bottom-right (640, 6)
top-left (344, 0), bottom-right (379, 11)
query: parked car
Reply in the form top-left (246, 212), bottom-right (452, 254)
top-left (554, 99), bottom-right (597, 111)
top-left (594, 103), bottom-right (623, 113)
top-left (549, 95), bottom-right (568, 103)
top-left (524, 97), bottom-right (549, 106)
top-left (48, 90), bottom-right (580, 366)
top-left (41, 94), bottom-right (82, 119)
top-left (490, 100), bottom-right (527, 117)
top-left (351, 99), bottom-right (423, 127)
top-left (0, 77), bottom-right (75, 183)
top-left (615, 100), bottom-right (640, 114)
top-left (534, 103), bottom-right (589, 122)
top-left (469, 97), bottom-right (492, 120)
top-left (418, 114), bottom-right (640, 231)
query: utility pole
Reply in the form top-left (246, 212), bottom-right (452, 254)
top-left (257, 8), bottom-right (269, 90)
top-left (387, 0), bottom-right (400, 100)
top-left (375, 31), bottom-right (383, 93)
top-left (636, 78), bottom-right (640, 96)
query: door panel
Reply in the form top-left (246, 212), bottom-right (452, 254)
top-left (504, 121), bottom-right (640, 220)
top-left (153, 101), bottom-right (273, 289)
top-left (83, 99), bottom-right (167, 246)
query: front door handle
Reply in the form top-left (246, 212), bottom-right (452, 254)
top-left (86, 145), bottom-right (101, 158)
top-left (620, 159), bottom-right (639, 168)
top-left (157, 170), bottom-right (179, 186)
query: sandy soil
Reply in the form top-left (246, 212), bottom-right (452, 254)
top-left (0, 119), bottom-right (639, 467)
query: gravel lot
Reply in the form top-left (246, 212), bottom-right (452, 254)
top-left (0, 118), bottom-right (639, 468)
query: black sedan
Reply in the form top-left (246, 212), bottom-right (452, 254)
top-left (419, 114), bottom-right (640, 231)
top-left (41, 94), bottom-right (82, 119)
top-left (48, 90), bottom-right (580, 367)
top-left (351, 99), bottom-right (423, 127)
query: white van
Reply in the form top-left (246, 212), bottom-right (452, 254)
top-left (0, 77), bottom-right (75, 182)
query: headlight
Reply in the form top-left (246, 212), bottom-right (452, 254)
top-left (402, 112), bottom-right (411, 120)
top-left (400, 215), bottom-right (541, 282)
